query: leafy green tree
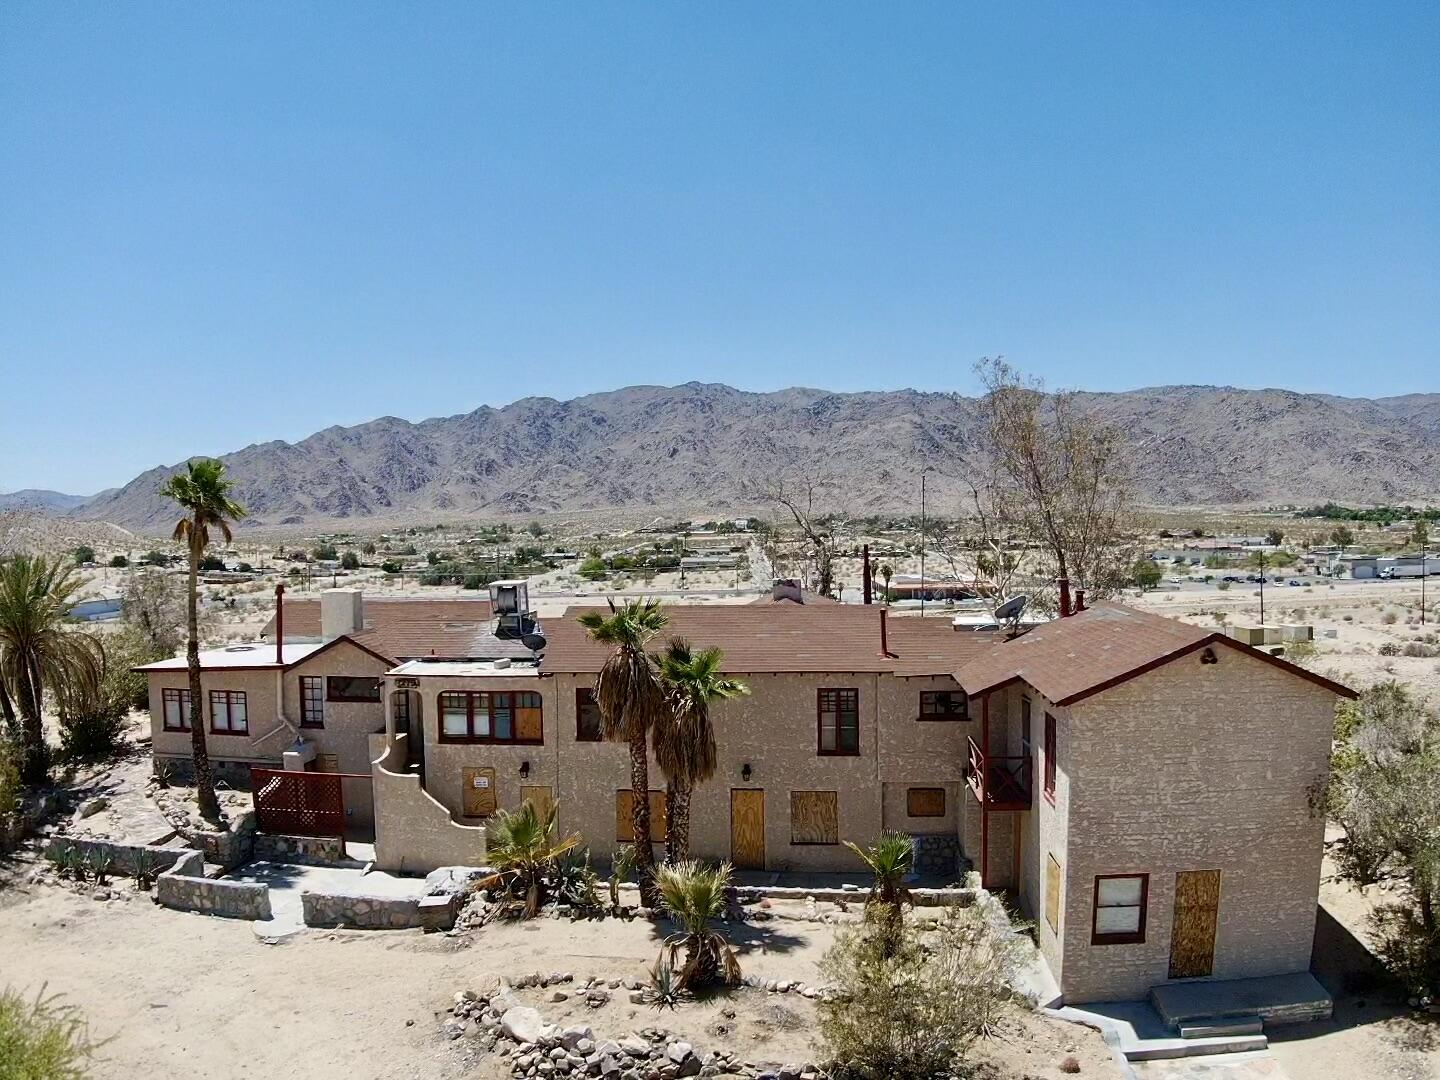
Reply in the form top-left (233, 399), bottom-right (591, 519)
top-left (578, 599), bottom-right (669, 904)
top-left (0, 556), bottom-right (104, 783)
top-left (654, 639), bottom-right (748, 862)
top-left (108, 554), bottom-right (129, 569)
top-left (197, 555), bottom-right (225, 572)
top-left (72, 545), bottom-right (95, 566)
top-left (380, 559), bottom-right (403, 574)
top-left (361, 541), bottom-right (377, 555)
top-left (159, 458), bottom-right (246, 820)
top-left (426, 550), bottom-right (440, 565)
top-left (1328, 682), bottom-right (1440, 993)
top-left (578, 556), bottom-right (607, 581)
top-left (526, 520), bottom-right (545, 538)
top-left (340, 551), bottom-right (360, 570)
top-left (1266, 528), bottom-right (1286, 546)
top-left (1413, 521), bottom-right (1431, 549)
top-left (141, 551), bottom-right (168, 567)
top-left (1331, 525), bottom-right (1355, 550)
top-left (311, 543), bottom-right (338, 561)
top-left (1132, 559), bottom-right (1163, 590)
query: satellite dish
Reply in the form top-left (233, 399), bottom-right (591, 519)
top-left (521, 632), bottom-right (548, 653)
top-left (993, 594), bottom-right (1028, 622)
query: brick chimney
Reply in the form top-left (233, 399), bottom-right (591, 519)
top-left (274, 582), bottom-right (285, 665)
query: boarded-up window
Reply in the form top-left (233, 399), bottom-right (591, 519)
top-left (616, 790), bottom-right (667, 843)
top-left (316, 753), bottom-right (340, 773)
top-left (906, 787), bottom-right (946, 817)
top-left (1046, 854), bottom-right (1062, 933)
top-left (790, 790), bottom-right (839, 844)
top-left (520, 785), bottom-right (554, 822)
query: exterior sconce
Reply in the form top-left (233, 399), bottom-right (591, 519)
top-left (1200, 647), bottom-right (1218, 665)
top-left (519, 761), bottom-right (531, 779)
top-left (741, 763), bottom-right (753, 782)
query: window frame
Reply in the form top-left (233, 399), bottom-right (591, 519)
top-left (816, 688), bottom-right (860, 756)
top-left (300, 676), bottom-right (325, 728)
top-left (438, 690), bottom-right (544, 745)
top-left (208, 689), bottom-right (248, 735)
top-left (1043, 712), bottom-right (1057, 804)
top-left (162, 687), bottom-right (192, 732)
top-left (575, 687), bottom-right (602, 742)
top-left (326, 675), bottom-right (381, 703)
top-left (1091, 873), bottom-right (1149, 945)
top-left (917, 690), bottom-right (969, 721)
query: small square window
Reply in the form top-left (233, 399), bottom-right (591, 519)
top-left (918, 692), bottom-right (968, 720)
top-left (576, 688), bottom-right (602, 742)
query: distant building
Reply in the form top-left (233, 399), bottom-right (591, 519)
top-left (67, 597), bottom-right (122, 622)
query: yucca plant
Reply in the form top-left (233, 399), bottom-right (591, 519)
top-left (646, 957), bottom-right (687, 1010)
top-left (609, 842), bottom-right (639, 913)
top-left (844, 833), bottom-right (915, 951)
top-left (132, 848), bottom-right (159, 892)
top-left (655, 860), bottom-right (741, 990)
top-left (479, 799), bottom-right (581, 918)
top-left (85, 850), bottom-right (112, 887)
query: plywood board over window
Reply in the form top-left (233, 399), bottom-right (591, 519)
top-left (520, 785), bottom-right (554, 821)
top-left (790, 790), bottom-right (838, 844)
top-left (906, 787), bottom-right (946, 817)
top-left (616, 790), bottom-right (667, 843)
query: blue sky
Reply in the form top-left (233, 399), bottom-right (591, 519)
top-left (2, 3), bottom-right (1436, 494)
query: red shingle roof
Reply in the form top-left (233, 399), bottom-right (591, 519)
top-left (955, 603), bottom-right (1355, 704)
top-left (543, 605), bottom-right (995, 676)
top-left (262, 598), bottom-right (529, 661)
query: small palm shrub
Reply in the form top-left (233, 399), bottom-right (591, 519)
top-left (655, 861), bottom-right (741, 990)
top-left (549, 850), bottom-right (602, 914)
top-left (479, 799), bottom-right (580, 918)
top-left (0, 986), bottom-right (99, 1080)
top-left (844, 833), bottom-right (915, 947)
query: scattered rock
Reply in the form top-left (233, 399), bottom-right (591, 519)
top-left (500, 1006), bottom-right (545, 1045)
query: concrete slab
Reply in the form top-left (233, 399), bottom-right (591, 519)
top-left (226, 860), bottom-right (426, 941)
top-left (1151, 973), bottom-right (1332, 1028)
top-left (1131, 1050), bottom-right (1294, 1079)
top-left (1050, 1001), bottom-right (1267, 1063)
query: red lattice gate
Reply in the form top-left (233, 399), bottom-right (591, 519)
top-left (251, 768), bottom-right (346, 837)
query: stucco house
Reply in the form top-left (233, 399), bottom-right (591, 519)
top-left (137, 584), bottom-right (1353, 1005)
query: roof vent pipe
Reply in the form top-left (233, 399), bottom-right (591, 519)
top-left (1075, 589), bottom-right (1087, 613)
top-left (274, 582), bottom-right (285, 665)
top-left (1058, 577), bottom-right (1073, 618)
top-left (879, 606), bottom-right (892, 658)
top-left (862, 544), bottom-right (873, 605)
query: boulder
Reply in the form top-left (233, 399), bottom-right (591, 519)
top-left (501, 1006), bottom-right (545, 1045)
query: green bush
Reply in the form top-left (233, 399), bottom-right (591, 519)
top-left (380, 559), bottom-right (403, 574)
top-left (197, 555), bottom-right (225, 572)
top-left (108, 555), bottom-right (128, 569)
top-left (0, 986), bottom-right (100, 1079)
top-left (0, 739), bottom-right (21, 818)
top-left (72, 546), bottom-right (95, 566)
top-left (340, 551), bottom-right (360, 570)
top-left (578, 556), bottom-right (607, 581)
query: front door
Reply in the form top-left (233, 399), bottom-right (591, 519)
top-left (1169, 869), bottom-right (1222, 979)
top-left (730, 789), bottom-right (765, 870)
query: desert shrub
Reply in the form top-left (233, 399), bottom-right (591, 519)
top-left (0, 739), bottom-right (21, 817)
top-left (1378, 642), bottom-right (1401, 657)
top-left (462, 574), bottom-right (485, 591)
top-left (655, 861), bottom-right (741, 990)
top-left (479, 800), bottom-right (581, 918)
top-left (1286, 640), bottom-right (1317, 663)
top-left (108, 555), bottom-right (128, 569)
top-left (1401, 642), bottom-right (1440, 658)
top-left (549, 850), bottom-right (602, 913)
top-left (1382, 611), bottom-right (1399, 625)
top-left (340, 551), bottom-right (360, 570)
top-left (0, 986), bottom-right (100, 1079)
top-left (380, 559), bottom-right (402, 574)
top-left (71, 546), bottom-right (95, 566)
top-left (819, 904), bottom-right (1028, 1079)
top-left (1216, 581), bottom-right (1230, 591)
top-left (57, 625), bottom-right (153, 762)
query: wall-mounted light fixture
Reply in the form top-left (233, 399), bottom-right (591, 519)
top-left (741, 763), bottom-right (753, 782)
top-left (519, 760), bottom-right (531, 779)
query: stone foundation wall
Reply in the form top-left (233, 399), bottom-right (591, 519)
top-left (301, 890), bottom-right (428, 929)
top-left (252, 833), bottom-right (350, 866)
top-left (155, 756), bottom-right (262, 789)
top-left (44, 836), bottom-right (190, 877)
top-left (155, 850), bottom-right (272, 920)
top-left (912, 832), bottom-right (963, 878)
top-left (180, 810), bottom-right (257, 871)
top-left (731, 884), bottom-right (979, 906)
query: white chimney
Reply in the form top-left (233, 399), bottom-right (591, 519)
top-left (321, 589), bottom-right (364, 639)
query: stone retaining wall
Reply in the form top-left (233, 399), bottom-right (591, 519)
top-left (155, 850), bottom-right (272, 920)
top-left (180, 809), bottom-right (257, 871)
top-left (44, 836), bottom-right (190, 877)
top-left (252, 832), bottom-right (351, 866)
top-left (912, 832), bottom-right (963, 877)
top-left (0, 793), bottom-right (60, 854)
top-left (733, 884), bottom-right (979, 907)
top-left (301, 890), bottom-right (430, 929)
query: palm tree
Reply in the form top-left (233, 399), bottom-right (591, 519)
top-left (159, 459), bottom-right (246, 821)
top-left (655, 860), bottom-right (741, 990)
top-left (879, 563), bottom-right (894, 601)
top-left (480, 798), bottom-right (581, 918)
top-left (0, 555), bottom-right (104, 783)
top-left (654, 638), bottom-right (748, 863)
top-left (577, 598), bottom-right (669, 904)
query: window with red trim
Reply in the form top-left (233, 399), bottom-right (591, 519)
top-left (440, 691), bottom-right (543, 744)
top-left (209, 690), bottom-right (248, 734)
top-left (162, 688), bottom-right (192, 731)
top-left (817, 688), bottom-right (859, 755)
top-left (1043, 712), bottom-right (1057, 801)
top-left (300, 676), bottom-right (324, 728)
top-left (1092, 874), bottom-right (1148, 945)
top-left (918, 691), bottom-right (968, 720)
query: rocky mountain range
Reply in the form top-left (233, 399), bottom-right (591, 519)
top-left (70, 383), bottom-right (1440, 531)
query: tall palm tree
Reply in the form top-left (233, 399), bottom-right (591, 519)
top-left (159, 459), bottom-right (246, 821)
top-left (0, 555), bottom-right (104, 783)
top-left (654, 638), bottom-right (748, 863)
top-left (577, 598), bottom-right (668, 905)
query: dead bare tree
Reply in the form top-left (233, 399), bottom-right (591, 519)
top-left (974, 358), bottom-right (1135, 612)
top-left (750, 472), bottom-right (839, 598)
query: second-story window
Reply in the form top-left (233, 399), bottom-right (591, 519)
top-left (440, 691), bottom-right (543, 744)
top-left (918, 691), bottom-right (968, 720)
top-left (1044, 712), bottom-right (1057, 801)
top-left (209, 690), bottom-right (248, 734)
top-left (163, 688), bottom-right (192, 731)
top-left (328, 676), bottom-right (381, 703)
top-left (300, 676), bottom-right (324, 728)
top-left (576, 688), bottom-right (602, 742)
top-left (817, 688), bottom-right (860, 756)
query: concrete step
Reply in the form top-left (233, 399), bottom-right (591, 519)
top-left (1125, 1033), bottom-right (1269, 1061)
top-left (1151, 972), bottom-right (1333, 1028)
top-left (1179, 1016), bottom-right (1264, 1039)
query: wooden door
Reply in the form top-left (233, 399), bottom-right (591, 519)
top-left (462, 767), bottom-right (497, 818)
top-left (520, 785), bottom-right (554, 821)
top-left (730, 789), bottom-right (765, 870)
top-left (1169, 870), bottom-right (1221, 979)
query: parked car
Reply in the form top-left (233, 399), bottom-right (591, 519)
top-left (1245, 574), bottom-right (1263, 583)
top-left (1287, 578), bottom-right (1305, 586)
top-left (1222, 574), bottom-right (1242, 583)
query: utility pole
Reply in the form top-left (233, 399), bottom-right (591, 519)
top-left (919, 468), bottom-right (930, 618)
top-left (1422, 538), bottom-right (1428, 626)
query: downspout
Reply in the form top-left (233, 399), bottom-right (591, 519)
top-left (980, 690), bottom-right (991, 888)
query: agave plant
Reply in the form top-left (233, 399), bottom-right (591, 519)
top-left (480, 799), bottom-right (581, 918)
top-left (655, 861), bottom-right (741, 990)
top-left (646, 957), bottom-right (687, 1011)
